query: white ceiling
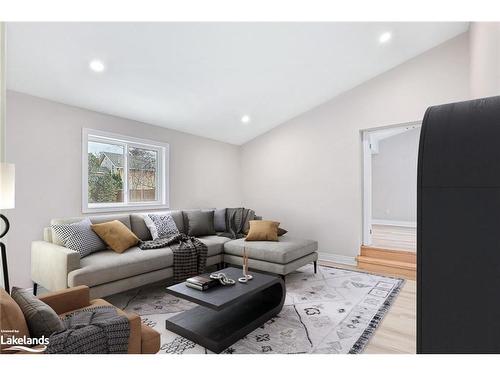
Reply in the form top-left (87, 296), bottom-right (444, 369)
top-left (6, 22), bottom-right (468, 145)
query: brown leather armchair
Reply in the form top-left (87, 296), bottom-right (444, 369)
top-left (0, 286), bottom-right (160, 354)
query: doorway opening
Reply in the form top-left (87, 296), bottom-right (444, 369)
top-left (359, 121), bottom-right (421, 278)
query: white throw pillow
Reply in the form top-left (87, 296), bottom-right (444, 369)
top-left (144, 214), bottom-right (180, 240)
top-left (51, 218), bottom-right (106, 258)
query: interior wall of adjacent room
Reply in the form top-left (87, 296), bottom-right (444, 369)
top-left (5, 91), bottom-right (242, 287)
top-left (240, 33), bottom-right (470, 263)
top-left (371, 127), bottom-right (420, 223)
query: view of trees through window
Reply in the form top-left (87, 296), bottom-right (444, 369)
top-left (88, 141), bottom-right (158, 204)
top-left (128, 147), bottom-right (158, 202)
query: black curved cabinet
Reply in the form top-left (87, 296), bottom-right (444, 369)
top-left (418, 96), bottom-right (500, 353)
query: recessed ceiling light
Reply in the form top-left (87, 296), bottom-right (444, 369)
top-left (89, 59), bottom-right (105, 73)
top-left (241, 115), bottom-right (251, 124)
top-left (379, 32), bottom-right (392, 44)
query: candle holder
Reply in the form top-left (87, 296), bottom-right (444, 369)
top-left (238, 246), bottom-right (253, 283)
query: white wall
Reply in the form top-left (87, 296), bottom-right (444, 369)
top-left (0, 23), bottom-right (4, 162)
top-left (470, 22), bottom-right (500, 98)
top-left (241, 33), bottom-right (470, 263)
top-left (6, 91), bottom-right (242, 287)
top-left (0, 23), bottom-right (5, 289)
top-left (4, 31), bottom-right (474, 286)
top-left (371, 128), bottom-right (420, 223)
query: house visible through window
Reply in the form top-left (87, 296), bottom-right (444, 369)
top-left (83, 129), bottom-right (169, 212)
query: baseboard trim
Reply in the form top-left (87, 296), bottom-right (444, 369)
top-left (318, 252), bottom-right (357, 266)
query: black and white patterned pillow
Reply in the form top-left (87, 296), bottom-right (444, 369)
top-left (144, 214), bottom-right (180, 240)
top-left (51, 218), bottom-right (106, 258)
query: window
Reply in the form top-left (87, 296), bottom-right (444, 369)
top-left (83, 129), bottom-right (169, 213)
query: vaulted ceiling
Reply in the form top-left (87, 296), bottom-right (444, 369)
top-left (6, 22), bottom-right (468, 144)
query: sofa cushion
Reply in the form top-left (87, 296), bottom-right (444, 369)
top-left (197, 235), bottom-right (231, 257)
top-left (245, 220), bottom-right (280, 241)
top-left (278, 227), bottom-right (288, 236)
top-left (90, 214), bottom-right (132, 228)
top-left (11, 287), bottom-right (65, 339)
top-left (0, 288), bottom-right (31, 352)
top-left (184, 210), bottom-right (216, 237)
top-left (214, 208), bottom-right (227, 232)
top-left (130, 211), bottom-right (184, 240)
top-left (67, 246), bottom-right (173, 287)
top-left (51, 218), bottom-right (106, 258)
top-left (51, 214), bottom-right (132, 246)
top-left (223, 236), bottom-right (318, 264)
top-left (144, 214), bottom-right (180, 240)
top-left (91, 220), bottom-right (139, 253)
top-left (224, 252), bottom-right (318, 276)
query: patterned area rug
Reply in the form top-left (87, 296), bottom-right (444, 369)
top-left (106, 264), bottom-right (404, 354)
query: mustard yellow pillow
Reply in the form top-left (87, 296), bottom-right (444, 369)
top-left (245, 220), bottom-right (280, 241)
top-left (91, 220), bottom-right (139, 253)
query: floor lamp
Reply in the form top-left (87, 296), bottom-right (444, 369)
top-left (0, 163), bottom-right (15, 294)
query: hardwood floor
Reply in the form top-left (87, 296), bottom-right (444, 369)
top-left (363, 278), bottom-right (416, 354)
top-left (320, 260), bottom-right (416, 354)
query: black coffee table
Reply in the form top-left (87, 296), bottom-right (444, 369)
top-left (165, 267), bottom-right (286, 353)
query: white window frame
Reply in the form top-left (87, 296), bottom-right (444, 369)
top-left (82, 128), bottom-right (169, 213)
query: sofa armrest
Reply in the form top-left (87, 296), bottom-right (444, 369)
top-left (124, 312), bottom-right (142, 354)
top-left (38, 286), bottom-right (90, 315)
top-left (31, 240), bottom-right (80, 292)
top-left (141, 324), bottom-right (160, 354)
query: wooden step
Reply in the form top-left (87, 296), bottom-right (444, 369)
top-left (360, 246), bottom-right (416, 264)
top-left (356, 256), bottom-right (416, 270)
top-left (356, 255), bottom-right (416, 280)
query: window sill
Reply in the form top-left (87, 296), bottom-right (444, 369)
top-left (82, 203), bottom-right (170, 214)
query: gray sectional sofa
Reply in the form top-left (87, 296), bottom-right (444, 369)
top-left (31, 210), bottom-right (318, 299)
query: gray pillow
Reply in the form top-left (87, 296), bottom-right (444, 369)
top-left (51, 218), bottom-right (106, 258)
top-left (184, 210), bottom-right (216, 237)
top-left (11, 287), bottom-right (65, 338)
top-left (214, 208), bottom-right (227, 232)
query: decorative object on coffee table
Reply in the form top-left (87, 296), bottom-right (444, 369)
top-left (209, 272), bottom-right (235, 286)
top-left (238, 247), bottom-right (253, 283)
top-left (185, 275), bottom-right (220, 291)
top-left (165, 267), bottom-right (285, 353)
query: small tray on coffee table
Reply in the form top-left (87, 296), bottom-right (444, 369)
top-left (165, 267), bottom-right (285, 353)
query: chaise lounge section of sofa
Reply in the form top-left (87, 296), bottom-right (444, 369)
top-left (31, 209), bottom-right (318, 299)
